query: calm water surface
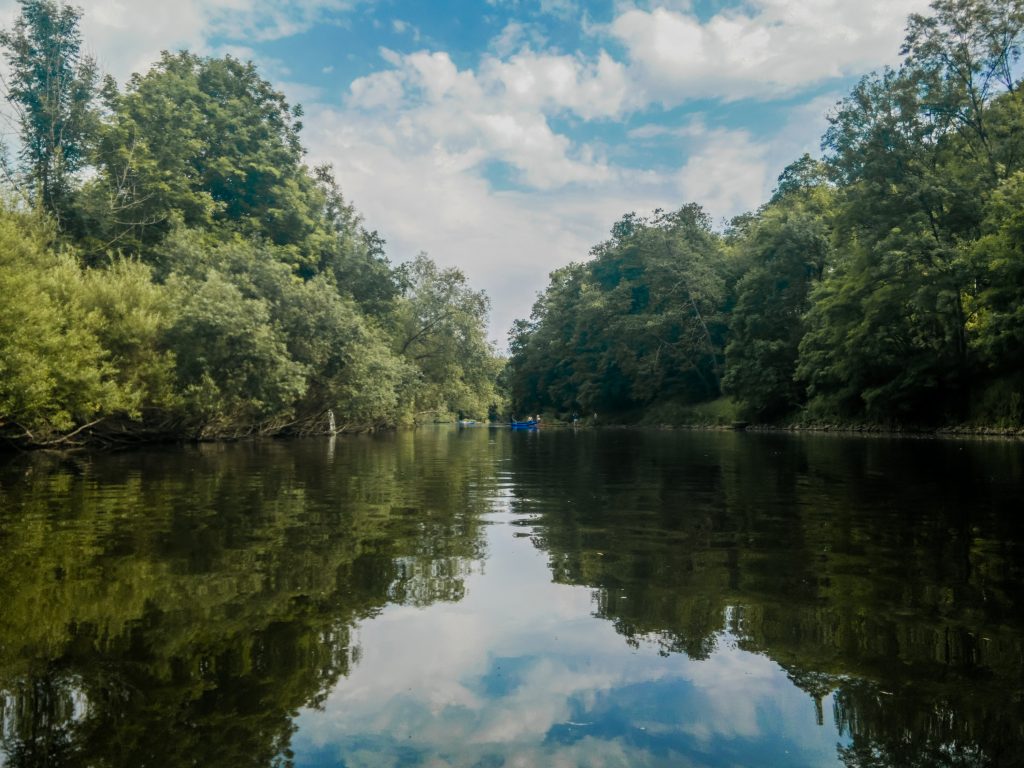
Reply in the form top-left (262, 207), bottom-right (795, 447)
top-left (0, 428), bottom-right (1022, 767)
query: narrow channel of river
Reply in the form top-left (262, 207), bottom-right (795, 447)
top-left (0, 428), bottom-right (1021, 766)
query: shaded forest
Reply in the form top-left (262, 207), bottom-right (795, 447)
top-left (0, 0), bottom-right (502, 449)
top-left (507, 0), bottom-right (1024, 430)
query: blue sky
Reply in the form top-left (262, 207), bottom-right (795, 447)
top-left (2, 0), bottom-right (934, 342)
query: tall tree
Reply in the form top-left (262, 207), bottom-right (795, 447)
top-left (311, 163), bottom-right (399, 315)
top-left (394, 253), bottom-right (498, 419)
top-left (723, 158), bottom-right (834, 420)
top-left (507, 206), bottom-right (728, 417)
top-left (968, 169), bottom-right (1024, 374)
top-left (590, 205), bottom-right (728, 406)
top-left (0, 0), bottom-right (98, 229)
top-left (902, 0), bottom-right (1024, 176)
top-left (83, 52), bottom-right (319, 266)
top-left (800, 62), bottom-right (984, 421)
top-left (506, 263), bottom-right (589, 416)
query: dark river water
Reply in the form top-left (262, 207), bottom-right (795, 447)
top-left (0, 428), bottom-right (1022, 767)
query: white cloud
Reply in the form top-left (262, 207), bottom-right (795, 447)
top-left (490, 20), bottom-right (549, 58)
top-left (538, 0), bottom-right (579, 19)
top-left (480, 49), bottom-right (632, 119)
top-left (348, 68), bottom-right (408, 109)
top-left (607, 0), bottom-right (931, 103)
top-left (675, 124), bottom-right (773, 221)
top-left (391, 17), bottom-right (421, 41)
top-left (318, 29), bottom-right (835, 338)
top-left (305, 103), bottom-right (660, 340)
top-left (303, 88), bottom-right (691, 340)
top-left (319, 0), bottom-right (932, 338)
top-left (0, 0), bottom-right (371, 80)
top-left (344, 48), bottom-right (626, 195)
top-left (350, 47), bottom-right (631, 120)
top-left (0, 0), bottom-right (931, 343)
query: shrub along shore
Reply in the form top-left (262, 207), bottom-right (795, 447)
top-left (0, 2), bottom-right (502, 450)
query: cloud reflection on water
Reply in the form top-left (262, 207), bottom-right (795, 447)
top-left (293, 513), bottom-right (844, 767)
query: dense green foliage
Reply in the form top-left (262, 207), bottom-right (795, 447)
top-left (508, 0), bottom-right (1024, 427)
top-left (0, 0), bottom-right (500, 447)
top-left (509, 205), bottom-right (730, 417)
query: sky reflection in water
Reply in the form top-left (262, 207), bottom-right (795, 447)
top-left (294, 498), bottom-right (846, 767)
top-left (1, 428), bottom-right (1021, 767)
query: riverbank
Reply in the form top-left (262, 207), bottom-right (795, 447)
top-left (544, 398), bottom-right (1024, 439)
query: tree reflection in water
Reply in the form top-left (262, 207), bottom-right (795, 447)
top-left (0, 431), bottom-right (491, 767)
top-left (0, 429), bottom-right (1021, 767)
top-left (510, 430), bottom-right (1024, 768)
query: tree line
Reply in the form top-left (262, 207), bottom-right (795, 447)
top-left (0, 0), bottom-right (502, 448)
top-left (507, 0), bottom-right (1024, 429)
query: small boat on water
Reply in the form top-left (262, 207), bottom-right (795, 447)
top-left (510, 419), bottom-right (539, 429)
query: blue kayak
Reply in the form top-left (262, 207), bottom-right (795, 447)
top-left (510, 420), bottom-right (539, 429)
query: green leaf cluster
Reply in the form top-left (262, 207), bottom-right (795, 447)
top-left (508, 205), bottom-right (729, 417)
top-left (0, 1), bottom-right (501, 446)
top-left (508, 0), bottom-right (1024, 428)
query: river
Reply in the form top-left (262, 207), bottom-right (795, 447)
top-left (0, 428), bottom-right (1021, 767)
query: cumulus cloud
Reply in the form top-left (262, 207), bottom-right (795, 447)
top-left (674, 124), bottom-right (773, 221)
top-left (607, 0), bottom-right (930, 103)
top-left (344, 47), bottom-right (626, 195)
top-left (305, 101), bottom-right (663, 339)
top-left (349, 47), bottom-right (631, 121)
top-left (0, 0), bottom-right (371, 80)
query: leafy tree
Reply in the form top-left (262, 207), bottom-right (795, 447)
top-left (83, 52), bottom-right (320, 266)
top-left (164, 270), bottom-right (307, 434)
top-left (0, 208), bottom-right (133, 441)
top-left (724, 159), bottom-right (834, 420)
top-left (800, 66), bottom-right (976, 420)
top-left (506, 263), bottom-right (589, 416)
top-left (62, 257), bottom-right (179, 420)
top-left (394, 253), bottom-right (498, 419)
top-left (0, 3), bottom-right (500, 444)
top-left (0, 0), bottom-right (98, 230)
top-left (508, 206), bottom-right (728, 417)
top-left (311, 164), bottom-right (400, 316)
top-left (276, 273), bottom-right (415, 429)
top-left (902, 0), bottom-right (1024, 176)
top-left (593, 205), bottom-right (728, 405)
top-left (154, 229), bottom-right (413, 432)
top-left (967, 169), bottom-right (1024, 373)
